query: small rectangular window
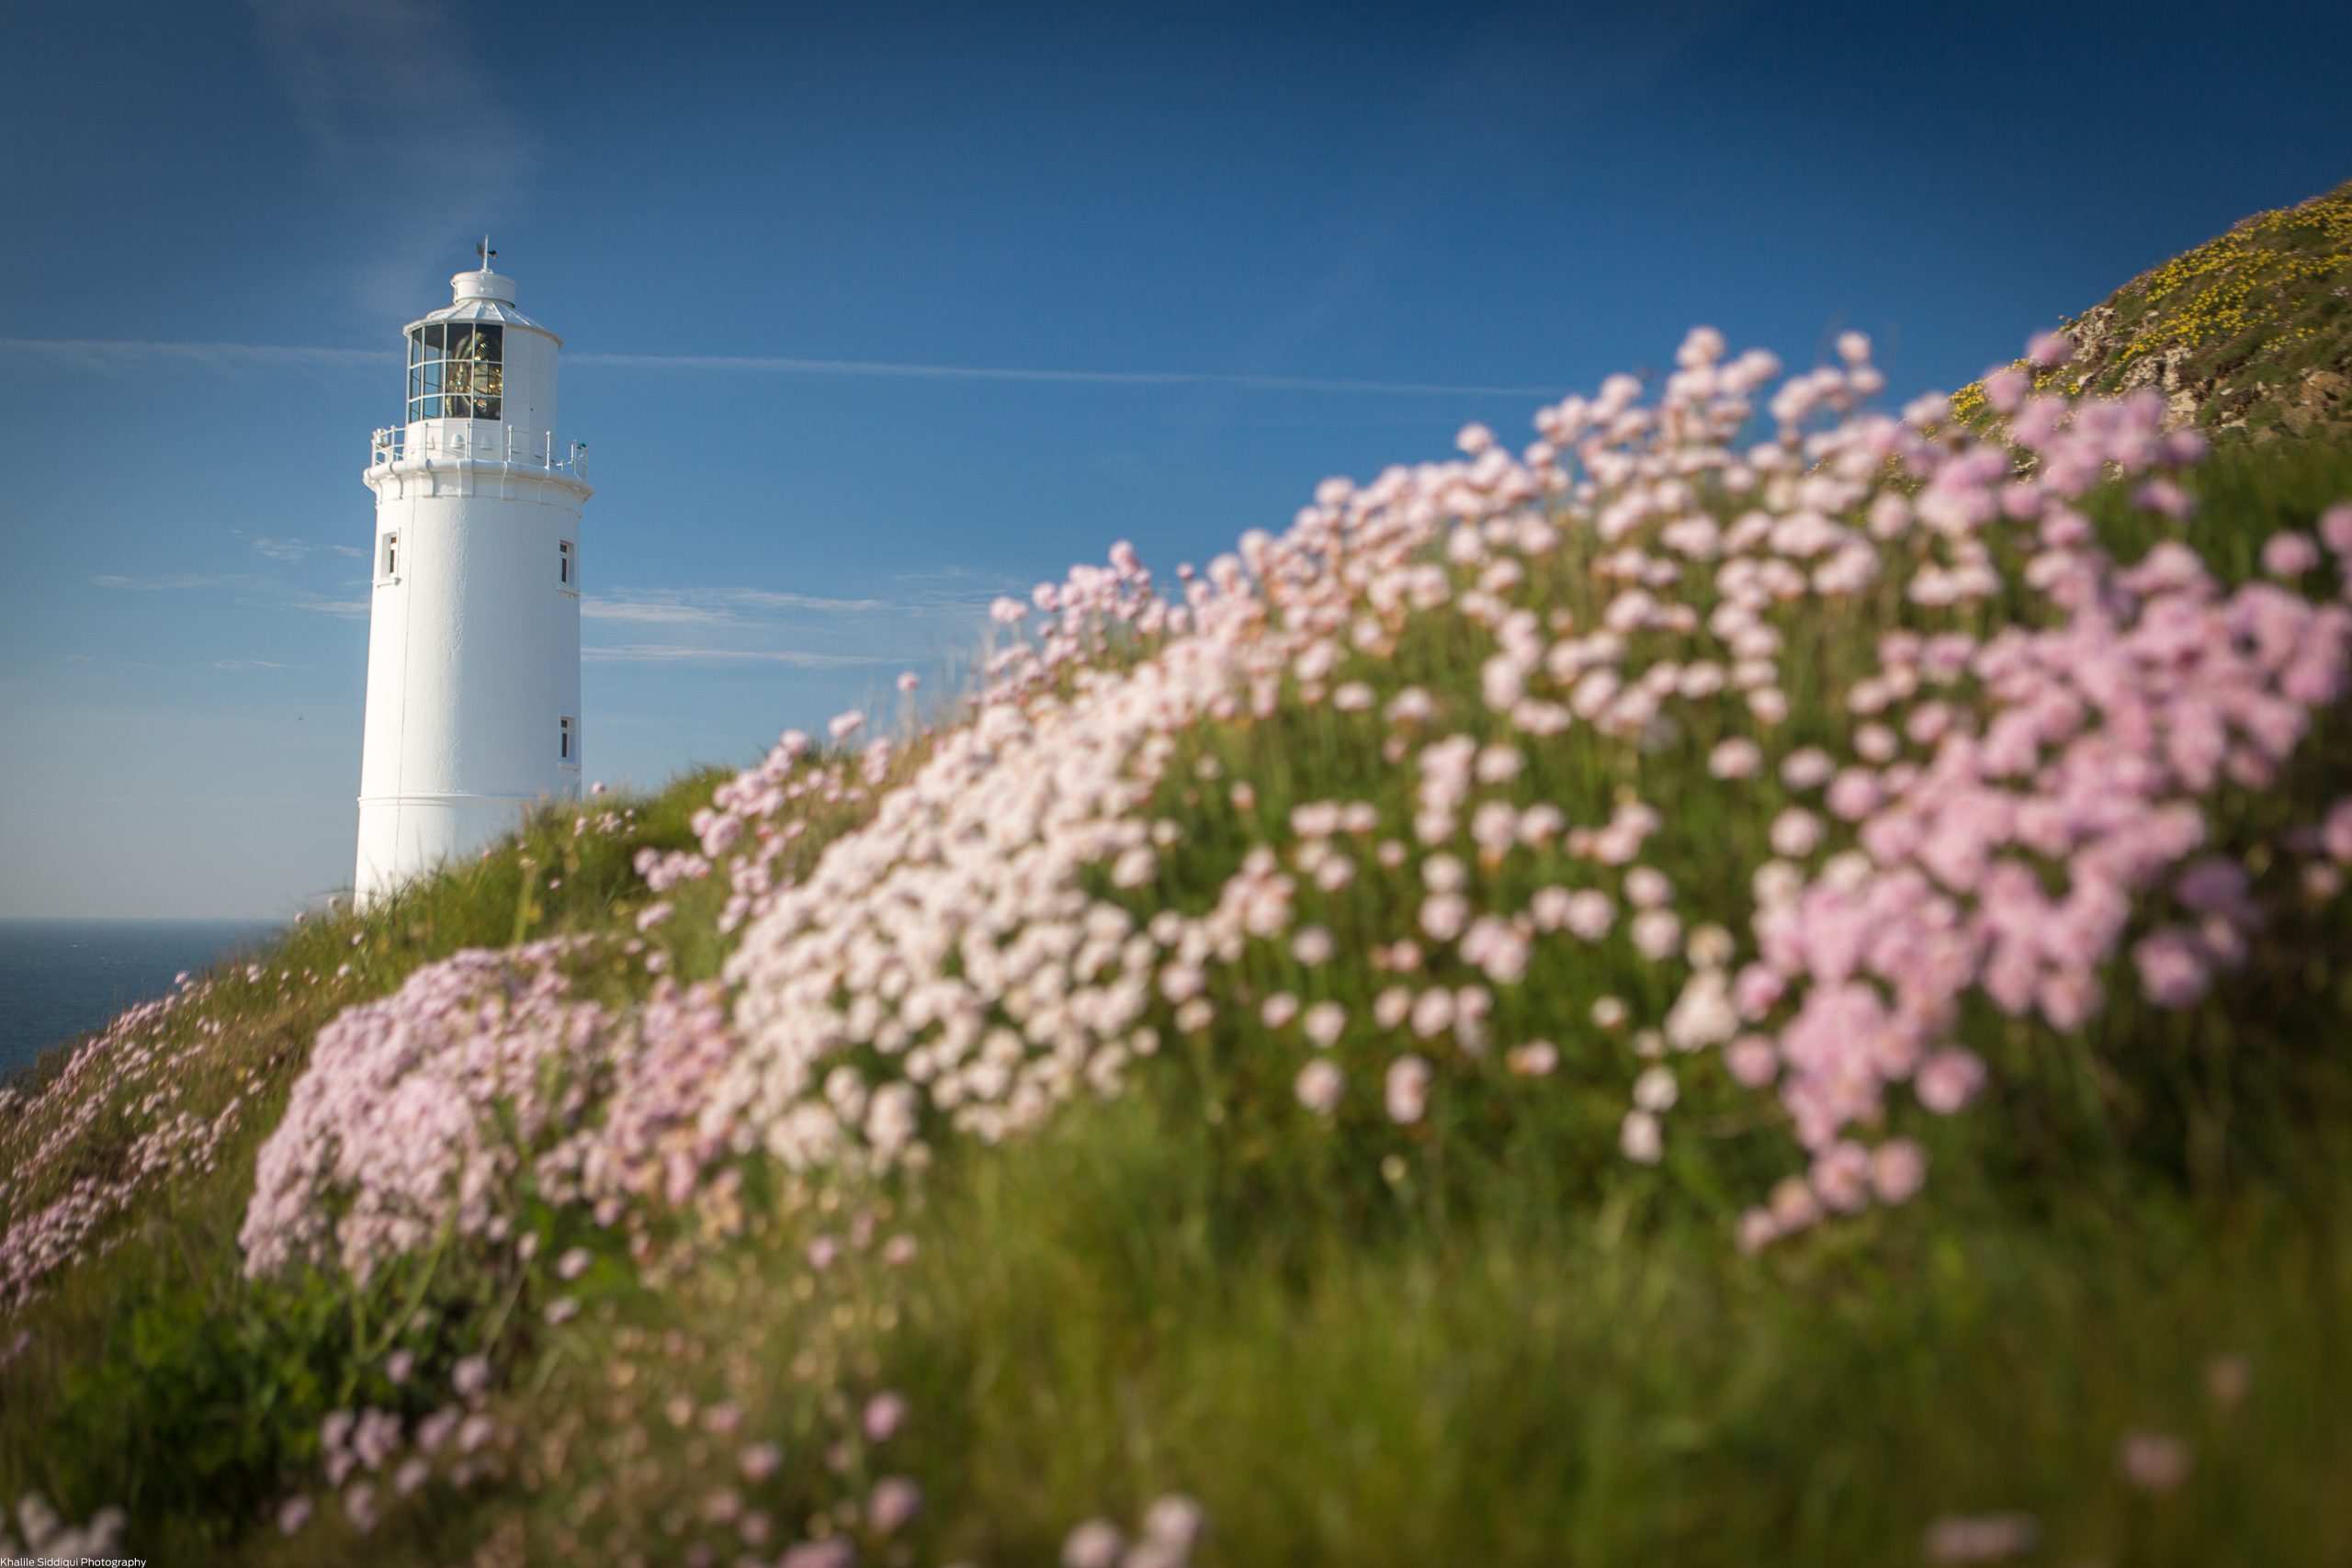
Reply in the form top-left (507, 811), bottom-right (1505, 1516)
top-left (558, 538), bottom-right (576, 588)
top-left (379, 530), bottom-right (401, 581)
top-left (559, 715), bottom-right (577, 763)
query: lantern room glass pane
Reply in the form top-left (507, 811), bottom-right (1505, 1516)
top-left (405, 319), bottom-right (506, 423)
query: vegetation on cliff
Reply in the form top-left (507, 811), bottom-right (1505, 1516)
top-left (6, 209), bottom-right (2352, 1567)
top-left (1956, 178), bottom-right (2352, 442)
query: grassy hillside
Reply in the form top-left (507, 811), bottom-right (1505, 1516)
top-left (6, 301), bottom-right (2352, 1563)
top-left (1956, 177), bottom-right (2352, 441)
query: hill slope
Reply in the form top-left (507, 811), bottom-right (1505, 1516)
top-left (6, 211), bottom-right (2352, 1567)
top-left (1958, 176), bottom-right (2352, 440)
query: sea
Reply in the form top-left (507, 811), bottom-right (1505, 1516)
top-left (0, 919), bottom-right (280, 1083)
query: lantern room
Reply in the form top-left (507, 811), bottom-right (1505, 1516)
top-left (406, 321), bottom-right (504, 422)
top-left (396, 252), bottom-right (561, 440)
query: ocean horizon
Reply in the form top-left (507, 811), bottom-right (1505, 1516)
top-left (0, 919), bottom-right (280, 1082)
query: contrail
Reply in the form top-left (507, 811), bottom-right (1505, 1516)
top-left (0, 338), bottom-right (1562, 399)
top-left (0, 339), bottom-right (391, 373)
top-left (566, 351), bottom-right (1565, 398)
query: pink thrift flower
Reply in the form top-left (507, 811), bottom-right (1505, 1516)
top-left (1984, 367), bottom-right (2030, 414)
top-left (1506, 1041), bottom-right (1558, 1077)
top-left (2261, 530), bottom-right (2321, 578)
top-left (1725, 1035), bottom-right (1779, 1088)
top-left (451, 1355), bottom-right (492, 1402)
top-left (2134, 479), bottom-right (2195, 521)
top-left (2026, 330), bottom-right (2074, 368)
top-left (2117, 1430), bottom-right (2193, 1493)
top-left (1769, 808), bottom-right (1824, 859)
top-left (1916, 1050), bottom-right (1986, 1115)
top-left (2320, 502), bottom-right (2352, 557)
top-left (1925, 1513), bottom-right (2041, 1563)
top-left (1869, 1139), bottom-right (1928, 1205)
top-left (1709, 738), bottom-right (1763, 780)
top-left (1631, 909), bottom-right (1682, 962)
top-left (2323, 799), bottom-right (2352, 863)
top-left (1144, 1494), bottom-right (1208, 1551)
top-left (1620, 1110), bottom-right (1664, 1165)
top-left (1811, 1141), bottom-right (1871, 1213)
top-left (1295, 1060), bottom-right (1344, 1116)
top-left (1064, 1520), bottom-right (1125, 1568)
top-left (1385, 1055), bottom-right (1432, 1124)
top-left (2132, 928), bottom-right (2211, 1009)
top-left (868, 1476), bottom-right (922, 1534)
top-left (863, 1392), bottom-right (908, 1444)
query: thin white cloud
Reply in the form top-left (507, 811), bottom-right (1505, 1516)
top-left (581, 598), bottom-right (736, 628)
top-left (92, 573), bottom-right (231, 592)
top-left (89, 570), bottom-right (368, 620)
top-left (254, 592), bottom-right (369, 620)
top-left (248, 536), bottom-right (317, 562)
top-left (583, 645), bottom-right (894, 669)
top-left (587, 586), bottom-right (954, 628)
top-left (566, 351), bottom-right (1566, 399)
top-left (1, 338), bottom-right (1562, 400)
top-left (214, 659), bottom-right (306, 671)
top-left (244, 0), bottom-right (538, 313)
top-left (724, 588), bottom-right (891, 614)
top-left (0, 339), bottom-right (391, 377)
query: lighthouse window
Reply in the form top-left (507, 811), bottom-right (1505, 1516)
top-left (559, 715), bottom-right (578, 764)
top-left (406, 322), bottom-right (503, 423)
top-left (378, 530), bottom-right (401, 582)
top-left (558, 538), bottom-right (576, 589)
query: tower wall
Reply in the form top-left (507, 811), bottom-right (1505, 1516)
top-left (354, 263), bottom-right (592, 906)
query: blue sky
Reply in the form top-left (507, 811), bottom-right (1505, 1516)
top-left (1, 0), bottom-right (2346, 919)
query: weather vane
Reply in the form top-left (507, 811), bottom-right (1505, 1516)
top-left (476, 236), bottom-right (497, 267)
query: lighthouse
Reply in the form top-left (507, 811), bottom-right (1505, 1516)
top-left (353, 246), bottom-right (594, 905)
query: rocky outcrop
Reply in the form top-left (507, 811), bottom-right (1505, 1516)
top-left (1965, 179), bottom-right (2352, 445)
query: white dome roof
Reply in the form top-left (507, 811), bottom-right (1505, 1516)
top-left (410, 265), bottom-right (558, 342)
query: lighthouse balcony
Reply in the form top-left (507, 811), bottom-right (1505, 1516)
top-left (368, 423), bottom-right (590, 479)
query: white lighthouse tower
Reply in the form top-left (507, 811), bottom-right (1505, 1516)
top-left (354, 245), bottom-right (593, 905)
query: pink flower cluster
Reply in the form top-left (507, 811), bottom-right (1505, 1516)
top-left (0, 1495), bottom-right (128, 1561)
top-left (241, 942), bottom-right (760, 1280)
top-left (0, 982), bottom-right (251, 1314)
top-left (246, 329), bottom-right (2352, 1290)
top-left (703, 329), bottom-right (2347, 1245)
top-left (1061, 1492), bottom-right (1209, 1568)
top-left (240, 941), bottom-right (612, 1279)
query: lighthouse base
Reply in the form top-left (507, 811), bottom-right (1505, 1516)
top-left (354, 789), bottom-right (571, 907)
